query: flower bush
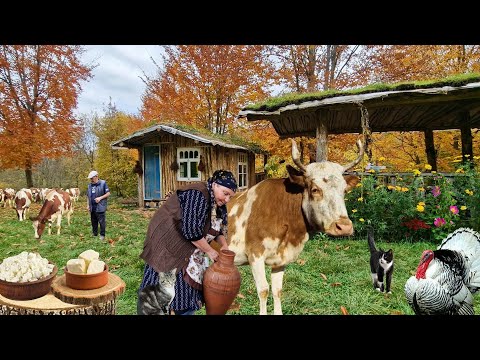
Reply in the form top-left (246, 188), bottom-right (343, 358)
top-left (345, 159), bottom-right (480, 243)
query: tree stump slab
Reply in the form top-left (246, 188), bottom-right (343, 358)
top-left (51, 272), bottom-right (126, 306)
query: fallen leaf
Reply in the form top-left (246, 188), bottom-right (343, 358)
top-left (344, 246), bottom-right (350, 250)
top-left (229, 300), bottom-right (241, 311)
top-left (340, 306), bottom-right (349, 315)
top-left (237, 293), bottom-right (245, 299)
top-left (296, 259), bottom-right (306, 265)
top-left (335, 245), bottom-right (341, 250)
top-left (389, 310), bottom-right (403, 315)
top-left (330, 282), bottom-right (342, 287)
top-left (320, 273), bottom-right (328, 281)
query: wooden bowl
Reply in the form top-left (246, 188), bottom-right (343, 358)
top-left (64, 264), bottom-right (109, 290)
top-left (0, 265), bottom-right (58, 301)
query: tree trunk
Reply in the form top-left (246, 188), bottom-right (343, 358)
top-left (25, 158), bottom-right (34, 188)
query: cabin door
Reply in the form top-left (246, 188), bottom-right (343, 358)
top-left (143, 145), bottom-right (161, 201)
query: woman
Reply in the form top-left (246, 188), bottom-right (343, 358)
top-left (137, 170), bottom-right (238, 315)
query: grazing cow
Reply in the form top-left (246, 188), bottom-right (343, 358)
top-left (226, 139), bottom-right (364, 315)
top-left (3, 188), bottom-right (15, 208)
top-left (14, 189), bottom-right (32, 221)
top-left (66, 187), bottom-right (80, 202)
top-left (30, 189), bottom-right (74, 239)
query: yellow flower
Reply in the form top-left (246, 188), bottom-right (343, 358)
top-left (465, 154), bottom-right (470, 157)
top-left (461, 206), bottom-right (467, 211)
top-left (379, 156), bottom-right (385, 161)
top-left (431, 171), bottom-right (437, 174)
top-left (359, 218), bottom-right (365, 222)
top-left (356, 183), bottom-right (363, 187)
top-left (387, 185), bottom-right (395, 190)
top-left (357, 197), bottom-right (363, 202)
top-left (418, 187), bottom-right (425, 192)
top-left (416, 205), bottom-right (425, 212)
top-left (452, 159), bottom-right (462, 163)
top-left (465, 189), bottom-right (474, 196)
top-left (352, 209), bottom-right (358, 213)
top-left (401, 187), bottom-right (409, 192)
top-left (474, 156), bottom-right (480, 160)
top-left (424, 164), bottom-right (432, 170)
top-left (413, 169), bottom-right (421, 176)
top-left (395, 186), bottom-right (402, 191)
top-left (455, 168), bottom-right (465, 173)
top-left (368, 169), bottom-right (376, 173)
top-left (418, 202), bottom-right (425, 206)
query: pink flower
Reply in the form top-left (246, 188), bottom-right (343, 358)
top-left (449, 205), bottom-right (459, 215)
top-left (434, 217), bottom-right (446, 227)
top-left (431, 186), bottom-right (441, 197)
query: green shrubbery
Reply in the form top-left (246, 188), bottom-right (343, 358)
top-left (346, 160), bottom-right (480, 243)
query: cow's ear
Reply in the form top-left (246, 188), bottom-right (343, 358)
top-left (286, 165), bottom-right (306, 188)
top-left (343, 175), bottom-right (360, 192)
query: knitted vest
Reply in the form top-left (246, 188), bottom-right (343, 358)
top-left (140, 182), bottom-right (211, 274)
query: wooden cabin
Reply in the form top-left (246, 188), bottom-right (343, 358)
top-left (111, 124), bottom-right (267, 208)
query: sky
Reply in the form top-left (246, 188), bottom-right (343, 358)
top-left (75, 45), bottom-right (163, 117)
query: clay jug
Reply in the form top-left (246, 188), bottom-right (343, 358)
top-left (203, 249), bottom-right (241, 315)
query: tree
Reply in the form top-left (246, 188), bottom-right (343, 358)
top-left (141, 45), bottom-right (276, 134)
top-left (0, 45), bottom-right (94, 187)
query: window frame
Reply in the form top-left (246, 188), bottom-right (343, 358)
top-left (238, 152), bottom-right (248, 189)
top-left (177, 147), bottom-right (201, 181)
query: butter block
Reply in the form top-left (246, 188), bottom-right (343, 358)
top-left (67, 258), bottom-right (87, 274)
top-left (86, 260), bottom-right (105, 274)
top-left (78, 249), bottom-right (100, 269)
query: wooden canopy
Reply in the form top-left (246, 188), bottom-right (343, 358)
top-left (238, 79), bottom-right (480, 170)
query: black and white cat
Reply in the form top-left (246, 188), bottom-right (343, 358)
top-left (368, 228), bottom-right (394, 294)
top-left (137, 268), bottom-right (177, 315)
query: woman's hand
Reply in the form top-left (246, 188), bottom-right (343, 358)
top-left (206, 249), bottom-right (219, 262)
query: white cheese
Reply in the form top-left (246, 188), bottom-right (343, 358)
top-left (78, 249), bottom-right (99, 269)
top-left (86, 260), bottom-right (105, 274)
top-left (66, 258), bottom-right (87, 274)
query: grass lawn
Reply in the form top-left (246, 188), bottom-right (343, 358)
top-left (1, 196), bottom-right (478, 315)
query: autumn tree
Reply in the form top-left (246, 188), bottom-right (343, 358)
top-left (94, 103), bottom-right (143, 197)
top-left (0, 45), bottom-right (94, 187)
top-left (141, 45), bottom-right (276, 135)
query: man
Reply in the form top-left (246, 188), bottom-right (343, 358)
top-left (87, 170), bottom-right (111, 241)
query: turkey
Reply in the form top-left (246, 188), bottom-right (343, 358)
top-left (405, 227), bottom-right (480, 315)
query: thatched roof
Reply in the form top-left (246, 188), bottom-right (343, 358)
top-left (111, 123), bottom-right (267, 154)
top-left (238, 73), bottom-right (480, 138)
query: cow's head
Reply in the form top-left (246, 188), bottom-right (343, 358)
top-left (31, 216), bottom-right (47, 239)
top-left (287, 139), bottom-right (364, 236)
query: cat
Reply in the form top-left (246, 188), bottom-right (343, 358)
top-left (137, 268), bottom-right (177, 315)
top-left (368, 228), bottom-right (394, 294)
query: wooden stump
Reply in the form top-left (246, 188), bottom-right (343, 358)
top-left (0, 272), bottom-right (126, 315)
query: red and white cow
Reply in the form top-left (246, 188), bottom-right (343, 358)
top-left (14, 189), bottom-right (32, 221)
top-left (3, 188), bottom-right (15, 208)
top-left (66, 187), bottom-right (80, 202)
top-left (30, 189), bottom-right (74, 239)
top-left (226, 139), bottom-right (364, 315)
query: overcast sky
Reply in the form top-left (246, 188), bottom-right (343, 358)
top-left (75, 45), bottom-right (163, 117)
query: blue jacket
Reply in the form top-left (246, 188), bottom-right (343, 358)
top-left (87, 179), bottom-right (110, 213)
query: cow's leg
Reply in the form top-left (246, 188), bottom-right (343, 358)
top-left (48, 222), bottom-right (52, 235)
top-left (56, 215), bottom-right (62, 235)
top-left (250, 257), bottom-right (269, 315)
top-left (271, 266), bottom-right (285, 315)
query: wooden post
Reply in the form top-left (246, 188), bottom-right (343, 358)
top-left (460, 111), bottom-right (474, 167)
top-left (138, 148), bottom-right (144, 207)
top-left (424, 129), bottom-right (437, 171)
top-left (315, 110), bottom-right (328, 162)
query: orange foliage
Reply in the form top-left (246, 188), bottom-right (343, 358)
top-left (141, 45), bottom-right (276, 134)
top-left (0, 45), bottom-right (93, 186)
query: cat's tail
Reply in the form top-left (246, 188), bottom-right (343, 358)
top-left (367, 227), bottom-right (376, 254)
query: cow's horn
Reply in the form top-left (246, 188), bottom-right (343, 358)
top-left (291, 139), bottom-right (307, 173)
top-left (343, 139), bottom-right (365, 171)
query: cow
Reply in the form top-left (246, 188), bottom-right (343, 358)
top-left (14, 189), bottom-right (32, 221)
top-left (226, 139), bottom-right (364, 315)
top-left (3, 188), bottom-right (15, 208)
top-left (66, 187), bottom-right (80, 202)
top-left (30, 189), bottom-right (74, 239)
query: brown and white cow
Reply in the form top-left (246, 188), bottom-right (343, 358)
top-left (66, 187), bottom-right (80, 202)
top-left (30, 189), bottom-right (74, 239)
top-left (3, 188), bottom-right (15, 208)
top-left (14, 189), bottom-right (32, 221)
top-left (226, 139), bottom-right (364, 315)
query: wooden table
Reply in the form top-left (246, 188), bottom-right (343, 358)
top-left (0, 272), bottom-right (126, 315)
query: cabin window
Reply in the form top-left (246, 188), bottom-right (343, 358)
top-left (177, 148), bottom-right (201, 181)
top-left (238, 152), bottom-right (248, 189)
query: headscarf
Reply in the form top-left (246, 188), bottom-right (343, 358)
top-left (211, 170), bottom-right (237, 192)
top-left (207, 170), bottom-right (237, 225)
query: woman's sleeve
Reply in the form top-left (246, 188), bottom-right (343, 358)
top-left (177, 189), bottom-right (209, 241)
